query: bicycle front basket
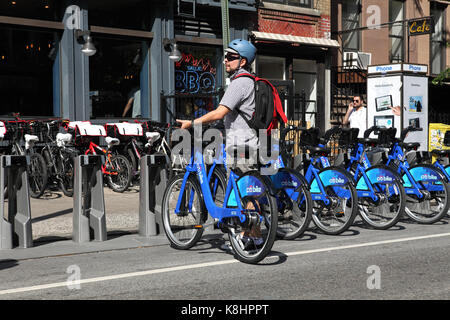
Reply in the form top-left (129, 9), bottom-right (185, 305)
top-left (299, 127), bottom-right (321, 148)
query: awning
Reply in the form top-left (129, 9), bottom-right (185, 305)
top-left (251, 31), bottom-right (340, 48)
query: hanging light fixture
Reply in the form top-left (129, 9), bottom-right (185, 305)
top-left (75, 30), bottom-right (97, 57)
top-left (163, 38), bottom-right (182, 62)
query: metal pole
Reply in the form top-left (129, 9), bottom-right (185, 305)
top-left (221, 0), bottom-right (230, 88)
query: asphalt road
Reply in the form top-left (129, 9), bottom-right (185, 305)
top-left (0, 216), bottom-right (449, 302)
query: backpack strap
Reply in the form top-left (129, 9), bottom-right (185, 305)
top-left (230, 73), bottom-right (256, 129)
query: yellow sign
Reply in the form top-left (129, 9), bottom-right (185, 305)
top-left (408, 18), bottom-right (434, 36)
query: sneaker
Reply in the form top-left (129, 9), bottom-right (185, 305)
top-left (236, 234), bottom-right (264, 250)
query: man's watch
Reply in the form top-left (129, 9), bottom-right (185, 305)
top-left (191, 119), bottom-right (195, 128)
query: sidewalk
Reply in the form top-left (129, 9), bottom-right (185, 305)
top-left (1, 184), bottom-right (171, 261)
top-left (30, 185), bottom-right (142, 240)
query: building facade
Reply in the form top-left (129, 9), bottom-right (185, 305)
top-left (0, 0), bottom-right (255, 122)
top-left (331, 0), bottom-right (450, 125)
top-left (252, 0), bottom-right (337, 130)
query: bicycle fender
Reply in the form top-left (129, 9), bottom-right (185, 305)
top-left (270, 168), bottom-right (308, 190)
top-left (310, 166), bottom-right (355, 193)
top-left (408, 164), bottom-right (449, 183)
top-left (443, 165), bottom-right (450, 181)
top-left (227, 172), bottom-right (269, 207)
top-left (355, 165), bottom-right (402, 190)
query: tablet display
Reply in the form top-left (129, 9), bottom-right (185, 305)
top-left (375, 95), bottom-right (393, 112)
top-left (374, 115), bottom-right (394, 128)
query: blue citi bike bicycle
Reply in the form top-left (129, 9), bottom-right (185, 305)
top-left (338, 126), bottom-right (406, 229)
top-left (290, 126), bottom-right (359, 235)
top-left (190, 124), bottom-right (313, 241)
top-left (161, 130), bottom-right (278, 264)
top-left (376, 126), bottom-right (450, 224)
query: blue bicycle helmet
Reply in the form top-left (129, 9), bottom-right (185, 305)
top-left (225, 39), bottom-right (257, 65)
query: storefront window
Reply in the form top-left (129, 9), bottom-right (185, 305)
top-left (174, 44), bottom-right (222, 119)
top-left (0, 27), bottom-right (60, 117)
top-left (0, 0), bottom-right (62, 21)
top-left (88, 0), bottom-right (151, 31)
top-left (89, 37), bottom-right (148, 118)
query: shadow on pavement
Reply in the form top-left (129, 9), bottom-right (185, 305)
top-left (0, 259), bottom-right (19, 270)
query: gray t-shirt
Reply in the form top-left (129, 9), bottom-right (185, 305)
top-left (220, 69), bottom-right (258, 149)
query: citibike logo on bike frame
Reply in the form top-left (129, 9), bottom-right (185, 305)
top-left (246, 185), bottom-right (262, 194)
top-left (376, 175), bottom-right (393, 182)
top-left (329, 177), bottom-right (345, 185)
top-left (171, 124), bottom-right (280, 175)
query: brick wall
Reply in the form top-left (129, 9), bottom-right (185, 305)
top-left (257, 1), bottom-right (332, 39)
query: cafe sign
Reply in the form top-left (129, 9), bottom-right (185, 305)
top-left (408, 18), bottom-right (434, 36)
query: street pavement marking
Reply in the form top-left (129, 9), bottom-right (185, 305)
top-left (1, 232), bottom-right (450, 296)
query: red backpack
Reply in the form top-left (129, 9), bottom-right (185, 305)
top-left (233, 73), bottom-right (288, 134)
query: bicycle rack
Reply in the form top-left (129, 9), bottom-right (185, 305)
top-left (139, 154), bottom-right (168, 237)
top-left (73, 155), bottom-right (107, 243)
top-left (0, 155), bottom-right (33, 249)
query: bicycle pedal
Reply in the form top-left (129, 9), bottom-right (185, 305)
top-left (335, 211), bottom-right (345, 218)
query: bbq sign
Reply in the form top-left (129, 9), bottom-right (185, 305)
top-left (408, 18), bottom-right (434, 36)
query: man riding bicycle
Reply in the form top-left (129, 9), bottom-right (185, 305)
top-left (177, 38), bottom-right (262, 248)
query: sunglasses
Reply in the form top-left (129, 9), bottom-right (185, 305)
top-left (353, 100), bottom-right (360, 102)
top-left (224, 53), bottom-right (240, 61)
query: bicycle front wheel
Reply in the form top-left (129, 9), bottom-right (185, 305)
top-left (226, 171), bottom-right (278, 264)
top-left (28, 153), bottom-right (48, 198)
top-left (271, 168), bottom-right (312, 240)
top-left (355, 165), bottom-right (406, 230)
top-left (58, 149), bottom-right (77, 197)
top-left (309, 167), bottom-right (358, 235)
top-left (162, 174), bottom-right (205, 250)
top-left (105, 154), bottom-right (132, 193)
top-left (403, 165), bottom-right (450, 224)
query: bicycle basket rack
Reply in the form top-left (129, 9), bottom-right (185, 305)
top-left (299, 127), bottom-right (321, 148)
top-left (67, 121), bottom-right (106, 146)
top-left (338, 128), bottom-right (359, 148)
top-left (105, 122), bottom-right (143, 142)
top-left (376, 127), bottom-right (397, 147)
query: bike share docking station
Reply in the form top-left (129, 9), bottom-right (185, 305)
top-left (139, 154), bottom-right (168, 236)
top-left (0, 155), bottom-right (33, 249)
top-left (73, 155), bottom-right (107, 243)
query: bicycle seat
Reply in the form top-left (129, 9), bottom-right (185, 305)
top-left (56, 133), bottom-right (72, 147)
top-left (105, 136), bottom-right (120, 147)
top-left (24, 134), bottom-right (39, 143)
top-left (431, 149), bottom-right (450, 157)
top-left (399, 142), bottom-right (420, 151)
top-left (145, 131), bottom-right (160, 143)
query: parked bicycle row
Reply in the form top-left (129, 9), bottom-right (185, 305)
top-left (0, 115), bottom-right (177, 198)
top-left (160, 124), bottom-right (450, 264)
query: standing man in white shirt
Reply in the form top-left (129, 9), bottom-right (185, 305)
top-left (343, 95), bottom-right (367, 138)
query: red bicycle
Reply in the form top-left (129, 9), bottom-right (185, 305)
top-left (65, 121), bottom-right (132, 193)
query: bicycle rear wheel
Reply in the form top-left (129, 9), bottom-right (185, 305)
top-left (162, 174), bottom-right (205, 250)
top-left (226, 171), bottom-right (278, 264)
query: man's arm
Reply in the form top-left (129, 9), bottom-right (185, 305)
top-left (342, 103), bottom-right (354, 125)
top-left (122, 97), bottom-right (134, 117)
top-left (177, 105), bottom-right (230, 129)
